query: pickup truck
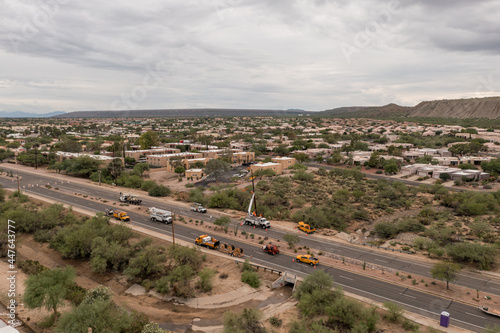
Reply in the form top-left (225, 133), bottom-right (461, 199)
top-left (190, 203), bottom-right (207, 213)
top-left (296, 254), bottom-right (319, 266)
top-left (297, 221), bottom-right (315, 234)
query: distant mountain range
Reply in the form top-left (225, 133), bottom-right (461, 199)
top-left (320, 96), bottom-right (500, 119)
top-left (3, 96), bottom-right (500, 119)
top-left (0, 111), bottom-right (66, 118)
top-left (53, 108), bottom-right (306, 118)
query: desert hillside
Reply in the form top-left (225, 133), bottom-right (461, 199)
top-left (409, 97), bottom-right (500, 118)
top-left (322, 96), bottom-right (500, 119)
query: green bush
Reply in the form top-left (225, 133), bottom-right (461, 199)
top-left (140, 180), bottom-right (156, 192)
top-left (155, 276), bottom-right (170, 294)
top-left (383, 301), bottom-right (403, 323)
top-left (292, 170), bottom-right (315, 182)
top-left (241, 271), bottom-right (260, 288)
top-left (148, 184), bottom-right (171, 197)
top-left (269, 316), bottom-right (282, 327)
top-left (197, 268), bottom-right (215, 292)
top-left (446, 242), bottom-right (497, 270)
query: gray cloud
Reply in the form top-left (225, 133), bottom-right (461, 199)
top-left (0, 0), bottom-right (499, 113)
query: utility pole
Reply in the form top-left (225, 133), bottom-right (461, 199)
top-left (171, 210), bottom-right (176, 248)
top-left (34, 144), bottom-right (39, 169)
top-left (17, 171), bottom-right (20, 194)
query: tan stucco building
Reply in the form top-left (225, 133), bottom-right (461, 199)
top-left (250, 162), bottom-right (283, 175)
top-left (271, 157), bottom-right (296, 170)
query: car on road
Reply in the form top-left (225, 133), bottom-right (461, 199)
top-left (296, 254), bottom-right (319, 265)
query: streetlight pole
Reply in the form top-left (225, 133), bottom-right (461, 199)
top-left (33, 144), bottom-right (39, 169)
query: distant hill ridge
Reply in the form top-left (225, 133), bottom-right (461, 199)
top-left (0, 111), bottom-right (66, 118)
top-left (53, 108), bottom-right (305, 118)
top-left (321, 96), bottom-right (500, 119)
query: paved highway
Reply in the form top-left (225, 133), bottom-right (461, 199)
top-left (3, 166), bottom-right (500, 298)
top-left (1, 168), bottom-right (500, 331)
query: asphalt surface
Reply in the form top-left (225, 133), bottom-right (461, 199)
top-left (1, 166), bottom-right (500, 331)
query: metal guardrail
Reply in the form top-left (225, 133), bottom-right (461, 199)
top-left (362, 243), bottom-right (414, 254)
top-left (234, 260), bottom-right (283, 275)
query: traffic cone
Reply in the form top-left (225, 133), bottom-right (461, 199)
top-left (314, 265), bottom-right (316, 269)
top-left (253, 225), bottom-right (255, 229)
top-left (265, 228), bottom-right (267, 232)
top-left (292, 258), bottom-right (295, 262)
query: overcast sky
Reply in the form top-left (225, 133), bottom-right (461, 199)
top-left (1, 0), bottom-right (499, 114)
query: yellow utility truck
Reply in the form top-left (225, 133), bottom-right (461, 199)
top-left (195, 235), bottom-right (220, 249)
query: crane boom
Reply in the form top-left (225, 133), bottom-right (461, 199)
top-left (248, 193), bottom-right (255, 215)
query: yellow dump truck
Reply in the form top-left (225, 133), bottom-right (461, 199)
top-left (195, 235), bottom-right (220, 249)
top-left (297, 221), bottom-right (315, 234)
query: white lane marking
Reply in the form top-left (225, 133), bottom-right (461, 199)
top-left (339, 275), bottom-right (353, 280)
top-left (400, 293), bottom-right (416, 299)
top-left (375, 259), bottom-right (388, 263)
top-left (465, 312), bottom-right (486, 319)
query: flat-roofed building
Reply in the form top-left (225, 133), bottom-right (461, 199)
top-left (271, 156), bottom-right (296, 169)
top-left (125, 148), bottom-right (180, 160)
top-left (55, 151), bottom-right (119, 166)
top-left (146, 152), bottom-right (204, 171)
top-left (186, 168), bottom-right (204, 180)
top-left (250, 162), bottom-right (283, 175)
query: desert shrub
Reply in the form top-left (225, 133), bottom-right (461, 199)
top-left (65, 283), bottom-right (87, 306)
top-left (241, 271), bottom-right (260, 288)
top-left (383, 301), bottom-right (403, 323)
top-left (446, 242), bottom-right (497, 270)
top-left (292, 170), bottom-right (315, 182)
top-left (224, 308), bottom-right (263, 333)
top-left (148, 184), bottom-right (171, 197)
top-left (269, 316), bottom-right (282, 327)
top-left (197, 268), bottom-right (216, 292)
top-left (155, 276), bottom-right (170, 294)
top-left (18, 260), bottom-right (47, 275)
top-left (188, 187), bottom-right (206, 205)
top-left (140, 180), bottom-right (156, 192)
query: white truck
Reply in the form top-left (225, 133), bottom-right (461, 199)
top-left (243, 193), bottom-right (271, 229)
top-left (148, 207), bottom-right (172, 224)
top-left (190, 203), bottom-right (207, 213)
top-left (119, 193), bottom-right (142, 205)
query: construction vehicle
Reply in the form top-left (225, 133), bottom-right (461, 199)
top-left (297, 221), bottom-right (315, 234)
top-left (296, 254), bottom-right (319, 266)
top-left (243, 193), bottom-right (271, 229)
top-left (190, 203), bottom-right (207, 213)
top-left (105, 208), bottom-right (130, 222)
top-left (148, 207), bottom-right (172, 224)
top-left (263, 244), bottom-right (279, 255)
top-left (219, 243), bottom-right (244, 257)
top-left (195, 235), bottom-right (220, 249)
top-left (119, 192), bottom-right (142, 205)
